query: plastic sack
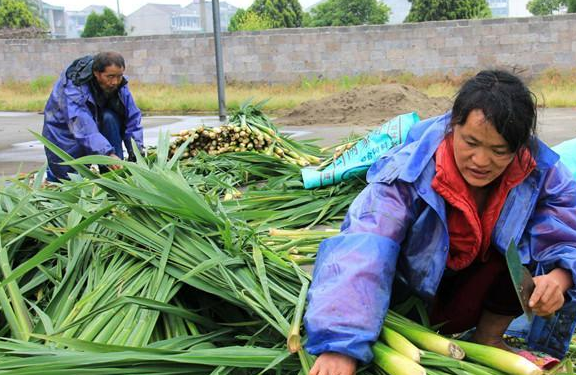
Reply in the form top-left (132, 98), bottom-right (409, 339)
top-left (301, 112), bottom-right (419, 189)
top-left (552, 138), bottom-right (576, 180)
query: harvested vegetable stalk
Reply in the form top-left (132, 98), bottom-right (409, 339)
top-left (384, 311), bottom-right (465, 360)
top-left (372, 342), bottom-right (426, 375)
top-left (380, 325), bottom-right (421, 363)
top-left (456, 340), bottom-right (543, 375)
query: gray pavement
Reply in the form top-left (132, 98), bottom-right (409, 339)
top-left (0, 108), bottom-right (575, 177)
top-left (0, 113), bottom-right (221, 177)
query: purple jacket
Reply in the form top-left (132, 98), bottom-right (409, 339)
top-left (304, 113), bottom-right (576, 362)
top-left (42, 64), bottom-right (143, 161)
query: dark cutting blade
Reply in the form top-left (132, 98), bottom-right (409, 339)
top-left (505, 239), bottom-right (535, 323)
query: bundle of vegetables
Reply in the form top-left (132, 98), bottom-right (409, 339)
top-left (0, 120), bottom-right (573, 374)
top-left (170, 124), bottom-right (272, 158)
top-left (168, 101), bottom-right (324, 166)
top-left (363, 310), bottom-right (550, 375)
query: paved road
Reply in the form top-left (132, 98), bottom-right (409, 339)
top-left (0, 113), bottom-right (220, 177)
top-left (1, 108), bottom-right (575, 177)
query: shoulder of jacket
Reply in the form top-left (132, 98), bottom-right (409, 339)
top-left (366, 142), bottom-right (418, 184)
top-left (64, 80), bottom-right (92, 105)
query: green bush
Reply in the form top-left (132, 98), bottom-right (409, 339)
top-left (81, 7), bottom-right (125, 38)
top-left (228, 10), bottom-right (273, 31)
top-left (29, 76), bottom-right (56, 92)
top-left (0, 0), bottom-right (43, 28)
top-left (405, 0), bottom-right (492, 22)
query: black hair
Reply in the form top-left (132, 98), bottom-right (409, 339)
top-left (450, 70), bottom-right (537, 155)
top-left (92, 51), bottom-right (125, 72)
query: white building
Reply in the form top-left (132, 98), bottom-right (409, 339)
top-left (41, 2), bottom-right (67, 38)
top-left (486, 0), bottom-right (532, 18)
top-left (126, 4), bottom-right (201, 36)
top-left (125, 2), bottom-right (237, 37)
top-left (486, 0), bottom-right (509, 17)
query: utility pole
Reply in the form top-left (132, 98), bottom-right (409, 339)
top-left (116, 0), bottom-right (120, 16)
top-left (212, 0), bottom-right (226, 121)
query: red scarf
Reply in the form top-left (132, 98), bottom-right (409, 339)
top-left (431, 134), bottom-right (535, 270)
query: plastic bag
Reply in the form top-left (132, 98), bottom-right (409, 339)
top-left (301, 112), bottom-right (419, 189)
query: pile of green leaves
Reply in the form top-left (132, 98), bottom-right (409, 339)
top-left (0, 105), bottom-right (369, 373)
top-left (0, 104), bottom-right (573, 374)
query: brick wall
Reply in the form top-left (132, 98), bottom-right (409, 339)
top-left (1, 14), bottom-right (575, 84)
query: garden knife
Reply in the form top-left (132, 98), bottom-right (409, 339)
top-left (505, 239), bottom-right (535, 323)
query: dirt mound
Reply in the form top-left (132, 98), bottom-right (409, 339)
top-left (276, 84), bottom-right (453, 127)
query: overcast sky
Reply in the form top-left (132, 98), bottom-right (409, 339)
top-left (44, 0), bottom-right (321, 14)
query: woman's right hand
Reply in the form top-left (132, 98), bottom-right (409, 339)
top-left (309, 352), bottom-right (357, 375)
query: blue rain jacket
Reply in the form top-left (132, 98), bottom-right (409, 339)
top-left (42, 59), bottom-right (143, 165)
top-left (304, 113), bottom-right (576, 362)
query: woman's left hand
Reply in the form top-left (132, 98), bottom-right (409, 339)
top-left (529, 268), bottom-right (573, 316)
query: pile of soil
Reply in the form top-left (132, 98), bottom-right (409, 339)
top-left (275, 84), bottom-right (453, 127)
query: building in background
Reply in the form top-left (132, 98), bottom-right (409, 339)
top-left (487, 0), bottom-right (510, 17)
top-left (66, 5), bottom-right (107, 38)
top-left (185, 0), bottom-right (237, 32)
top-left (125, 2), bottom-right (237, 37)
top-left (41, 2), bottom-right (66, 38)
top-left (486, 0), bottom-right (531, 17)
top-left (125, 4), bottom-right (201, 36)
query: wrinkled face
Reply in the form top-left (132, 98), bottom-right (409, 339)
top-left (453, 109), bottom-right (515, 188)
top-left (94, 64), bottom-right (124, 94)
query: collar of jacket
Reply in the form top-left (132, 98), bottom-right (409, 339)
top-left (367, 112), bottom-right (560, 185)
top-left (70, 76), bottom-right (130, 108)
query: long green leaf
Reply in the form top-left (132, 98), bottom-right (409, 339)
top-left (0, 205), bottom-right (114, 286)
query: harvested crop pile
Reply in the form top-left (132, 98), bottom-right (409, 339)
top-left (0, 104), bottom-right (565, 375)
top-left (169, 101), bottom-right (322, 166)
top-left (276, 84), bottom-right (452, 127)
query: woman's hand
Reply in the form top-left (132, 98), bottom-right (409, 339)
top-left (310, 352), bottom-right (356, 375)
top-left (529, 268), bottom-right (573, 316)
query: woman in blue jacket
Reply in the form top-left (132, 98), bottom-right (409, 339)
top-left (42, 52), bottom-right (143, 182)
top-left (304, 70), bottom-right (576, 375)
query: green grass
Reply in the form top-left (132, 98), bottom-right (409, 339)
top-left (2, 69), bottom-right (576, 114)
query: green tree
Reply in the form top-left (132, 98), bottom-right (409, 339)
top-left (23, 0), bottom-right (45, 24)
top-left (527, 0), bottom-right (565, 15)
top-left (567, 0), bottom-right (576, 11)
top-left (81, 7), bottom-right (125, 38)
top-left (248, 0), bottom-right (303, 28)
top-left (0, 0), bottom-right (43, 28)
top-left (405, 0), bottom-right (492, 22)
top-left (228, 8), bottom-right (247, 31)
top-left (228, 9), bottom-right (274, 31)
top-left (302, 11), bottom-right (312, 27)
top-left (308, 0), bottom-right (390, 27)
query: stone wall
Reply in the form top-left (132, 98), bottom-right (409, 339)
top-left (1, 14), bottom-right (575, 84)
